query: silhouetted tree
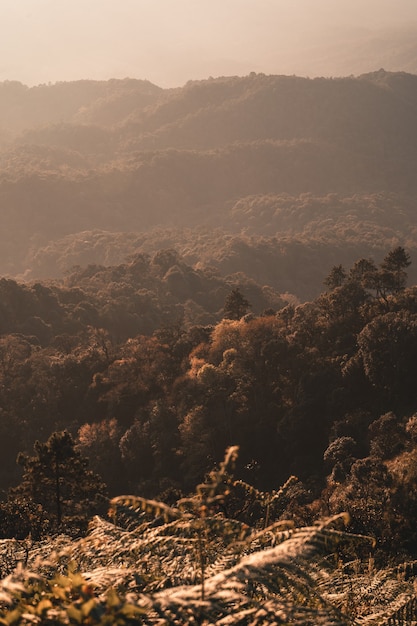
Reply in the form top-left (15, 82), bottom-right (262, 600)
top-left (349, 258), bottom-right (379, 291)
top-left (324, 264), bottom-right (346, 290)
top-left (379, 246), bottom-right (411, 295)
top-left (223, 288), bottom-right (251, 320)
top-left (10, 430), bottom-right (107, 535)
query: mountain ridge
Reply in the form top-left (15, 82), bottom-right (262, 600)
top-left (0, 70), bottom-right (416, 299)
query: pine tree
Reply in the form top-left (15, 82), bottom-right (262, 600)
top-left (380, 245), bottom-right (411, 294)
top-left (223, 288), bottom-right (251, 320)
top-left (9, 430), bottom-right (107, 535)
top-left (324, 264), bottom-right (346, 289)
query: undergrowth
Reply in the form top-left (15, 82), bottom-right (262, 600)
top-left (0, 447), bottom-right (416, 624)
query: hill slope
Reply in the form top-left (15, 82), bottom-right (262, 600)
top-left (0, 70), bottom-right (417, 298)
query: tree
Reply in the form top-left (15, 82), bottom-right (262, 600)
top-left (324, 264), bottom-right (346, 290)
top-left (10, 430), bottom-right (107, 535)
top-left (357, 311), bottom-right (417, 405)
top-left (368, 412), bottom-right (405, 460)
top-left (348, 258), bottom-right (379, 291)
top-left (379, 246), bottom-right (411, 294)
top-left (326, 455), bottom-right (392, 542)
top-left (77, 418), bottom-right (124, 495)
top-left (342, 248), bottom-right (411, 302)
top-left (223, 288), bottom-right (251, 320)
top-left (323, 436), bottom-right (357, 482)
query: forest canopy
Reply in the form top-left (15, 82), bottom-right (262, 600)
top-left (0, 247), bottom-right (416, 559)
top-left (1, 245), bottom-right (417, 621)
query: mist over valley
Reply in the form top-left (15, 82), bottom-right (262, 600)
top-left (1, 70), bottom-right (417, 301)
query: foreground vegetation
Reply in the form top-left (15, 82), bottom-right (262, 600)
top-left (0, 448), bottom-right (416, 625)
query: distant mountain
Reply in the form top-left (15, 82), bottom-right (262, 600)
top-left (0, 78), bottom-right (162, 134)
top-left (288, 26), bottom-right (417, 79)
top-left (0, 70), bottom-right (417, 298)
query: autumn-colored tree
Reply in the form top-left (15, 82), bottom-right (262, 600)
top-left (77, 418), bottom-right (124, 495)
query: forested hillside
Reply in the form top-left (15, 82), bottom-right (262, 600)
top-left (1, 247), bottom-right (417, 622)
top-left (0, 246), bottom-right (416, 552)
top-left (2, 71), bottom-right (417, 622)
top-left (1, 71), bottom-right (417, 299)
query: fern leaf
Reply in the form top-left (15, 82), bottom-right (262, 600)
top-left (110, 495), bottom-right (182, 522)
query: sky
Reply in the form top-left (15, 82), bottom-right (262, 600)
top-left (0, 0), bottom-right (416, 87)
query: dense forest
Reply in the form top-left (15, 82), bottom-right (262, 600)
top-left (0, 244), bottom-right (415, 539)
top-left (1, 71), bottom-right (417, 623)
top-left (0, 245), bottom-right (417, 622)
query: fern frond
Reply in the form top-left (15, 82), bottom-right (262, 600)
top-left (195, 445), bottom-right (240, 505)
top-left (151, 519), bottom-right (362, 624)
top-left (271, 474), bottom-right (300, 503)
top-left (232, 479), bottom-right (261, 500)
top-left (1, 513), bottom-right (416, 625)
top-left (247, 520), bottom-right (296, 547)
top-left (110, 495), bottom-right (183, 522)
top-left (316, 512), bottom-right (352, 531)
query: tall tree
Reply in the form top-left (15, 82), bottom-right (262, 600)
top-left (223, 288), bottom-right (251, 320)
top-left (10, 430), bottom-right (107, 534)
top-left (379, 246), bottom-right (411, 294)
top-left (324, 264), bottom-right (346, 290)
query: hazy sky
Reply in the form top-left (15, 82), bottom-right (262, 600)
top-left (0, 0), bottom-right (416, 87)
